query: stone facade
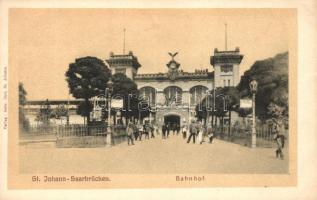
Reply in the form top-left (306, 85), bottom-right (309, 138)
top-left (210, 48), bottom-right (243, 88)
top-left (106, 51), bottom-right (141, 80)
top-left (135, 70), bottom-right (213, 126)
top-left (106, 48), bottom-right (243, 127)
top-left (24, 48), bottom-right (243, 127)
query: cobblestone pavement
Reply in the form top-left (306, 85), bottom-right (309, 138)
top-left (19, 133), bottom-right (288, 174)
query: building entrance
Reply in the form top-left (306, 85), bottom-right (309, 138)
top-left (164, 115), bottom-right (180, 132)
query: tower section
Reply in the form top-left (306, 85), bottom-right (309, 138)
top-left (106, 51), bottom-right (141, 80)
top-left (210, 47), bottom-right (243, 88)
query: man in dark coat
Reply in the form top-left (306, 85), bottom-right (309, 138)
top-left (132, 123), bottom-right (139, 141)
top-left (126, 122), bottom-right (135, 145)
top-left (162, 123), bottom-right (167, 139)
top-left (150, 124), bottom-right (155, 138)
top-left (166, 123), bottom-right (170, 138)
top-left (187, 119), bottom-right (197, 144)
top-left (206, 123), bottom-right (214, 143)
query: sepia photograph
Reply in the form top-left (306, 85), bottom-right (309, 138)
top-left (7, 8), bottom-right (298, 189)
top-left (2, 0), bottom-right (317, 199)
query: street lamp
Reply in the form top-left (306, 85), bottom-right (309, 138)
top-left (249, 79), bottom-right (258, 148)
top-left (106, 79), bottom-right (113, 146)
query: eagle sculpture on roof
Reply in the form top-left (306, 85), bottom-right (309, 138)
top-left (168, 52), bottom-right (178, 60)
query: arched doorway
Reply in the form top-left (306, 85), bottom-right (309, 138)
top-left (164, 114), bottom-right (180, 130)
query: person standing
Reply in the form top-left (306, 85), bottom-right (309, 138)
top-left (150, 123), bottom-right (155, 138)
top-left (166, 123), bottom-right (170, 138)
top-left (197, 121), bottom-right (205, 144)
top-left (172, 123), bottom-right (177, 135)
top-left (182, 123), bottom-right (187, 139)
top-left (273, 120), bottom-right (286, 160)
top-left (143, 123), bottom-right (150, 139)
top-left (176, 124), bottom-right (180, 135)
top-left (206, 123), bottom-right (214, 143)
top-left (162, 123), bottom-right (166, 139)
top-left (187, 119), bottom-right (197, 144)
top-left (126, 122), bottom-right (135, 145)
top-left (132, 122), bottom-right (139, 141)
top-left (137, 123), bottom-right (143, 141)
top-left (154, 124), bottom-right (159, 136)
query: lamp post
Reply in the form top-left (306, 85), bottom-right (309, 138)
top-left (249, 79), bottom-right (258, 148)
top-left (106, 79), bottom-right (113, 146)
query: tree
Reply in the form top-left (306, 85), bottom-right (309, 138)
top-left (52, 104), bottom-right (69, 125)
top-left (238, 107), bottom-right (252, 118)
top-left (222, 87), bottom-right (240, 136)
top-left (65, 57), bottom-right (111, 125)
top-left (19, 82), bottom-right (29, 132)
top-left (195, 88), bottom-right (220, 125)
top-left (237, 52), bottom-right (288, 120)
top-left (111, 73), bottom-right (140, 123)
top-left (19, 82), bottom-right (27, 106)
top-left (77, 101), bottom-right (93, 125)
top-left (35, 99), bottom-right (54, 126)
top-left (196, 87), bottom-right (240, 137)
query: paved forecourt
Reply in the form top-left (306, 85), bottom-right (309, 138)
top-left (19, 133), bottom-right (288, 174)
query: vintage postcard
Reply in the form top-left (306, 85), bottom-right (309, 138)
top-left (1, 0), bottom-right (317, 199)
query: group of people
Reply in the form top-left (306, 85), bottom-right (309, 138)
top-left (186, 120), bottom-right (214, 145)
top-left (126, 119), bottom-right (215, 146)
top-left (160, 119), bottom-right (215, 145)
top-left (126, 121), bottom-right (158, 145)
top-left (161, 123), bottom-right (180, 139)
top-left (126, 118), bottom-right (286, 161)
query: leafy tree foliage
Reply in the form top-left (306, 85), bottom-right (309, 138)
top-left (195, 87), bottom-right (240, 136)
top-left (111, 73), bottom-right (140, 122)
top-left (76, 101), bottom-right (93, 124)
top-left (52, 104), bottom-right (69, 124)
top-left (35, 99), bottom-right (54, 125)
top-left (195, 87), bottom-right (239, 119)
top-left (237, 52), bottom-right (288, 120)
top-left (238, 107), bottom-right (252, 118)
top-left (19, 82), bottom-right (29, 132)
top-left (19, 82), bottom-right (27, 106)
top-left (65, 57), bottom-right (111, 124)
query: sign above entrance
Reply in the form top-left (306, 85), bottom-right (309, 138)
top-left (240, 98), bottom-right (252, 108)
top-left (111, 99), bottom-right (124, 108)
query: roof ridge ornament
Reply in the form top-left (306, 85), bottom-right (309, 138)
top-left (168, 52), bottom-right (178, 61)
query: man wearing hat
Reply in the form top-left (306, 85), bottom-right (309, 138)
top-left (126, 122), bottom-right (135, 145)
top-left (187, 119), bottom-right (198, 144)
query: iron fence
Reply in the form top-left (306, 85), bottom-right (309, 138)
top-left (22, 124), bottom-right (57, 135)
top-left (56, 124), bottom-right (127, 147)
top-left (213, 122), bottom-right (285, 148)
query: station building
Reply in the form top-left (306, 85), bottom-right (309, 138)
top-left (106, 47), bottom-right (243, 127)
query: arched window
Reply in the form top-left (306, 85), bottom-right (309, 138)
top-left (139, 86), bottom-right (156, 106)
top-left (190, 85), bottom-right (208, 106)
top-left (164, 86), bottom-right (182, 106)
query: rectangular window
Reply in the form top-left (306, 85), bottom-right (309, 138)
top-left (220, 65), bottom-right (233, 73)
top-left (228, 79), bottom-right (231, 86)
top-left (115, 68), bottom-right (126, 75)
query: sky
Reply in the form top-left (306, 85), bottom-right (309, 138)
top-left (9, 9), bottom-right (296, 100)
